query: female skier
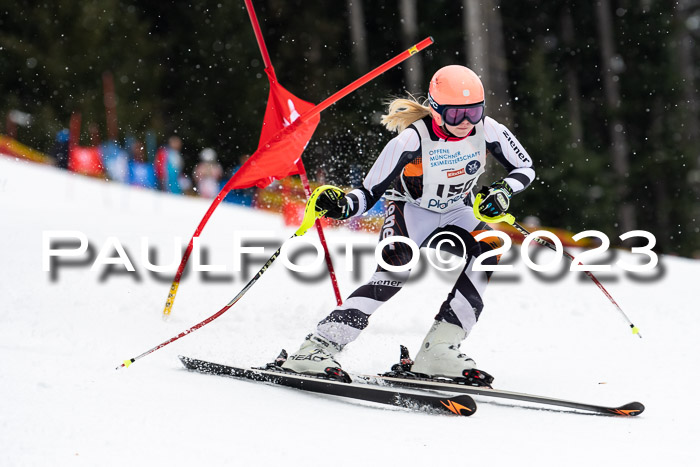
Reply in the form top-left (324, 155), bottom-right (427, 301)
top-left (281, 65), bottom-right (535, 380)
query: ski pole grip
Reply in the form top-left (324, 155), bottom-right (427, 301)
top-left (472, 192), bottom-right (516, 225)
top-left (296, 185), bottom-right (343, 236)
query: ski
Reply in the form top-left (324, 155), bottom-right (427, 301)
top-left (360, 373), bottom-right (644, 417)
top-left (179, 356), bottom-right (476, 416)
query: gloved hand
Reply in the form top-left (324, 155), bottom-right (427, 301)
top-left (316, 188), bottom-right (351, 220)
top-left (477, 180), bottom-right (513, 218)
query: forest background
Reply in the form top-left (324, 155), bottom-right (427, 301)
top-left (1, 0), bottom-right (698, 256)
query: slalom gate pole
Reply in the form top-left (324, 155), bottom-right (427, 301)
top-left (296, 161), bottom-right (343, 305)
top-left (118, 186), bottom-right (342, 370)
top-left (244, 0), bottom-right (276, 76)
top-left (245, 0), bottom-right (341, 306)
top-left (472, 193), bottom-right (641, 338)
top-left (298, 36), bottom-right (434, 123)
top-left (161, 36), bottom-right (434, 319)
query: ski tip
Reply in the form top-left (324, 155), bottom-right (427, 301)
top-left (608, 401), bottom-right (645, 416)
top-left (439, 395), bottom-right (477, 417)
top-left (178, 355), bottom-right (202, 372)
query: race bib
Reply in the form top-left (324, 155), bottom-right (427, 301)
top-left (415, 121), bottom-right (486, 213)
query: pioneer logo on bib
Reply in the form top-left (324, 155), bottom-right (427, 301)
top-left (427, 193), bottom-right (465, 210)
top-left (447, 168), bottom-right (466, 178)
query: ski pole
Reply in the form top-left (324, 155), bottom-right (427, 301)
top-left (117, 185), bottom-right (344, 370)
top-left (472, 193), bottom-right (641, 338)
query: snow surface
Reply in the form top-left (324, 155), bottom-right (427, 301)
top-left (1, 156), bottom-right (698, 466)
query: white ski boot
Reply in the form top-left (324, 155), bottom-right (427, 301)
top-left (281, 333), bottom-right (343, 376)
top-left (410, 320), bottom-right (476, 379)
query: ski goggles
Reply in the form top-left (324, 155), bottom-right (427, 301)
top-left (428, 93), bottom-right (485, 126)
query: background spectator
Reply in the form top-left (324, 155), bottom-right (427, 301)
top-left (193, 147), bottom-right (223, 198)
top-left (128, 139), bottom-right (157, 188)
top-left (101, 139), bottom-right (129, 183)
top-left (49, 129), bottom-right (70, 169)
top-left (155, 135), bottom-right (184, 194)
top-left (224, 153), bottom-right (256, 206)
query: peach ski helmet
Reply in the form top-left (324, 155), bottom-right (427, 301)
top-left (427, 65), bottom-right (485, 126)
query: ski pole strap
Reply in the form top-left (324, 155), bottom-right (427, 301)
top-left (472, 192), bottom-right (515, 225)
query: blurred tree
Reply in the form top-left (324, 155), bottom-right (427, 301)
top-left (399, 0), bottom-right (423, 94)
top-left (484, 0), bottom-right (513, 124)
top-left (673, 0), bottom-right (700, 256)
top-left (614, 1), bottom-right (699, 254)
top-left (347, 0), bottom-right (369, 73)
top-left (463, 0), bottom-right (487, 83)
top-left (595, 0), bottom-right (636, 234)
top-left (137, 0), bottom-right (267, 172)
top-left (0, 1), bottom-right (161, 148)
top-left (560, 5), bottom-right (584, 145)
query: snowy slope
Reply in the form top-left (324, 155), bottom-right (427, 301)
top-left (1, 156), bottom-right (697, 466)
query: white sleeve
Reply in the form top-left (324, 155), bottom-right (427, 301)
top-left (483, 116), bottom-right (536, 193)
top-left (346, 128), bottom-right (421, 216)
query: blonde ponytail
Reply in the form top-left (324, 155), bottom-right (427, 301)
top-left (380, 95), bottom-right (431, 133)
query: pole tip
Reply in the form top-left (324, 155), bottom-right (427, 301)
top-left (117, 358), bottom-right (134, 370)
